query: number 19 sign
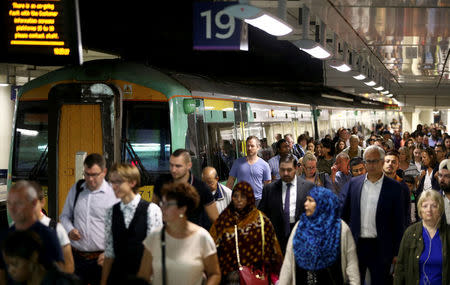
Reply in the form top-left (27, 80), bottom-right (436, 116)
top-left (193, 2), bottom-right (248, 51)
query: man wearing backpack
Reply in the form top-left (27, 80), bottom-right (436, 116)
top-left (60, 153), bottom-right (119, 285)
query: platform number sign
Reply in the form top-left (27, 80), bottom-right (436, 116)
top-left (193, 2), bottom-right (247, 51)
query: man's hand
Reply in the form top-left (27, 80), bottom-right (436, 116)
top-left (331, 164), bottom-right (338, 182)
top-left (97, 253), bottom-right (105, 266)
top-left (68, 229), bottom-right (82, 241)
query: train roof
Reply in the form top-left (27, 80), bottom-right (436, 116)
top-left (170, 72), bottom-right (385, 109)
top-left (18, 59), bottom-right (191, 99)
top-left (18, 59), bottom-right (385, 109)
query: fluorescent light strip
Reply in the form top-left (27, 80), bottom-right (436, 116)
top-left (321, 94), bottom-right (353, 102)
top-left (299, 46), bottom-right (331, 59)
top-left (245, 14), bottom-right (292, 36)
top-left (386, 94), bottom-right (393, 97)
top-left (373, 86), bottom-right (384, 91)
top-left (330, 63), bottom-right (351, 72)
top-left (353, 74), bottom-right (366, 80)
top-left (17, 128), bottom-right (38, 136)
top-left (381, 90), bottom-right (389, 94)
top-left (364, 81), bottom-right (377, 86)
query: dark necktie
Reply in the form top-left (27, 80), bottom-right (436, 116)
top-left (284, 183), bottom-right (292, 236)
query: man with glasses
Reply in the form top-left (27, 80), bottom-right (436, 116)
top-left (342, 145), bottom-right (405, 285)
top-left (435, 144), bottom-right (446, 164)
top-left (60, 153), bottom-right (119, 285)
top-left (302, 152), bottom-right (334, 191)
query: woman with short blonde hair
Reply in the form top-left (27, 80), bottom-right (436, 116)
top-left (394, 190), bottom-right (449, 285)
top-left (101, 163), bottom-right (162, 285)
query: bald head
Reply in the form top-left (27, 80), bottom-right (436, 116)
top-left (7, 181), bottom-right (38, 229)
top-left (202, 166), bottom-right (219, 192)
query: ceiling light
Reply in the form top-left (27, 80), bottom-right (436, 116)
top-left (381, 90), bottom-right (389, 95)
top-left (0, 83), bottom-right (9, 87)
top-left (433, 109), bottom-right (439, 114)
top-left (373, 86), bottom-right (384, 91)
top-left (321, 94), bottom-right (353, 102)
top-left (329, 60), bottom-right (351, 72)
top-left (294, 39), bottom-right (332, 59)
top-left (386, 94), bottom-right (393, 97)
top-left (224, 4), bottom-right (293, 36)
top-left (17, 128), bottom-right (38, 136)
top-left (364, 80), bottom-right (377, 87)
top-left (353, 74), bottom-right (366, 80)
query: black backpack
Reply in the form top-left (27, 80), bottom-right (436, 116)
top-left (70, 179), bottom-right (85, 223)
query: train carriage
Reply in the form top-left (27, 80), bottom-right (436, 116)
top-left (8, 59), bottom-right (386, 218)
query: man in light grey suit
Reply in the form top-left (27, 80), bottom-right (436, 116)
top-left (258, 154), bottom-right (315, 253)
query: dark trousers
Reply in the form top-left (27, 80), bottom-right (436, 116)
top-left (357, 238), bottom-right (392, 285)
top-left (73, 251), bottom-right (102, 285)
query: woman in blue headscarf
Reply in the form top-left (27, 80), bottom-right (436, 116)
top-left (279, 186), bottom-right (360, 285)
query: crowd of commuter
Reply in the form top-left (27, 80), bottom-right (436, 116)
top-left (1, 120), bottom-right (450, 285)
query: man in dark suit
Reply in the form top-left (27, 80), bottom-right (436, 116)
top-left (342, 145), bottom-right (405, 285)
top-left (258, 154), bottom-right (315, 254)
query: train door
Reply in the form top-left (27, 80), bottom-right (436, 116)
top-left (48, 83), bottom-right (116, 218)
top-left (185, 99), bottom-right (248, 181)
top-left (57, 104), bottom-right (103, 215)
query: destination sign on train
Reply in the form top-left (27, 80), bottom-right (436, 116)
top-left (0, 0), bottom-right (82, 65)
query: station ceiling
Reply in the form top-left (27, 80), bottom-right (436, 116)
top-left (4, 0), bottom-right (450, 109)
top-left (298, 0), bottom-right (450, 108)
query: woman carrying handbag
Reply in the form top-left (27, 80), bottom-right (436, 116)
top-left (210, 181), bottom-right (283, 285)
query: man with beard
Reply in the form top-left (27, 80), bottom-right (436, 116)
top-left (383, 150), bottom-right (411, 226)
top-left (227, 136), bottom-right (271, 206)
top-left (438, 159), bottom-right (450, 224)
top-left (259, 154), bottom-right (314, 253)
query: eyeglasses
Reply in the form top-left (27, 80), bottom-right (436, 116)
top-left (84, 171), bottom-right (102, 178)
top-left (109, 179), bottom-right (124, 185)
top-left (159, 201), bottom-right (178, 208)
top-left (364, 159), bottom-right (382, 164)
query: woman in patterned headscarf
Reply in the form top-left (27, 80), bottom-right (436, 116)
top-left (209, 181), bottom-right (283, 285)
top-left (279, 186), bottom-right (360, 285)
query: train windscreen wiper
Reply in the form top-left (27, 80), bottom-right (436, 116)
top-left (28, 145), bottom-right (48, 181)
top-left (122, 139), bottom-right (151, 185)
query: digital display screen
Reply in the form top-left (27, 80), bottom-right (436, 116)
top-left (0, 0), bottom-right (82, 65)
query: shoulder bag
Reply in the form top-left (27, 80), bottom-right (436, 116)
top-left (234, 211), bottom-right (269, 285)
top-left (161, 225), bottom-right (167, 285)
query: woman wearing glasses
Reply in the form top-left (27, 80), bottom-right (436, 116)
top-left (138, 182), bottom-right (221, 285)
top-left (101, 163), bottom-right (162, 285)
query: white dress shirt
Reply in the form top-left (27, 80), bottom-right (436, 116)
top-left (60, 179), bottom-right (119, 252)
top-left (212, 184), bottom-right (232, 214)
top-left (360, 174), bottom-right (384, 238)
top-left (282, 177), bottom-right (297, 223)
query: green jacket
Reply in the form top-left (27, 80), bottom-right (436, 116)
top-left (394, 218), bottom-right (449, 285)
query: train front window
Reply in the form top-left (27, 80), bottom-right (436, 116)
top-left (12, 101), bottom-right (48, 179)
top-left (123, 102), bottom-right (171, 174)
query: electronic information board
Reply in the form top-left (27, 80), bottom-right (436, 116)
top-left (0, 0), bottom-right (82, 65)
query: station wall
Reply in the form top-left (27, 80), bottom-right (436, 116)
top-left (0, 86), bottom-right (14, 170)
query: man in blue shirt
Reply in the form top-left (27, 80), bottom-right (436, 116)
top-left (0, 181), bottom-right (63, 283)
top-left (60, 153), bottom-right (119, 285)
top-left (268, 139), bottom-right (291, 180)
top-left (331, 152), bottom-right (352, 194)
top-left (226, 136), bottom-right (271, 206)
